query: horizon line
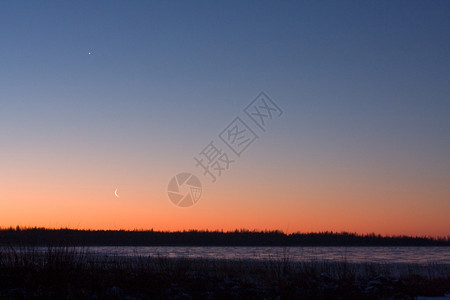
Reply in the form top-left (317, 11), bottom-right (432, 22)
top-left (3, 226), bottom-right (449, 240)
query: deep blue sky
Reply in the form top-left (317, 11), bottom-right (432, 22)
top-left (1, 1), bottom-right (449, 234)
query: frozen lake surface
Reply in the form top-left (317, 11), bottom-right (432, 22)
top-left (81, 246), bottom-right (450, 264)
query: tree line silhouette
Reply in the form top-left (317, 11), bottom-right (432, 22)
top-left (1, 227), bottom-right (448, 246)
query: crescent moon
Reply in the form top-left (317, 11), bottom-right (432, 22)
top-left (114, 188), bottom-right (120, 198)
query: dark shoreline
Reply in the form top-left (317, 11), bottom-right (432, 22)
top-left (2, 228), bottom-right (449, 247)
top-left (1, 246), bottom-right (449, 299)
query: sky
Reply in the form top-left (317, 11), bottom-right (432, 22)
top-left (1, 1), bottom-right (449, 236)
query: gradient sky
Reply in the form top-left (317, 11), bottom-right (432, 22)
top-left (1, 1), bottom-right (449, 236)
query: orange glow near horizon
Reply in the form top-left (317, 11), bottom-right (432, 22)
top-left (1, 164), bottom-right (449, 237)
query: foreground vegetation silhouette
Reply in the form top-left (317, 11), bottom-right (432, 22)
top-left (0, 246), bottom-right (448, 299)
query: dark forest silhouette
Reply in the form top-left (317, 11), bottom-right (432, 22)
top-left (1, 227), bottom-right (449, 246)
